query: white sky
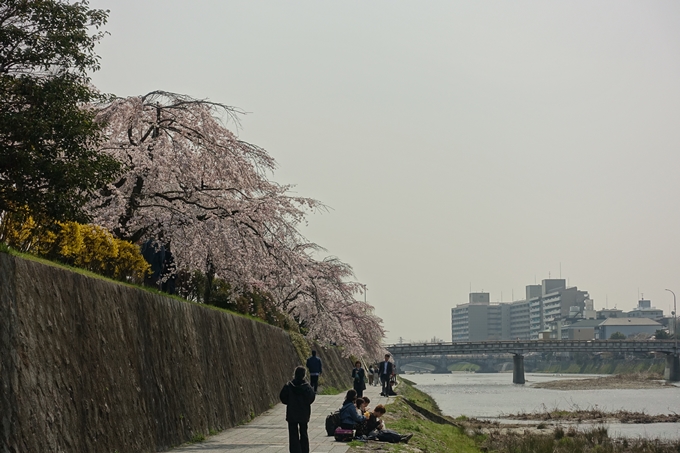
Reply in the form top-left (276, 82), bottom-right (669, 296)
top-left (89, 1), bottom-right (680, 343)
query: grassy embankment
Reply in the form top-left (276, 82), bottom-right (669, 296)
top-left (349, 377), bottom-right (481, 453)
top-left (0, 245), bottom-right (268, 324)
top-left (351, 378), bottom-right (680, 453)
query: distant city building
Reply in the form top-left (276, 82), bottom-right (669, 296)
top-left (596, 317), bottom-right (662, 339)
top-left (451, 293), bottom-right (500, 342)
top-left (627, 298), bottom-right (664, 320)
top-left (451, 279), bottom-right (591, 342)
top-left (560, 319), bottom-right (602, 340)
top-left (597, 308), bottom-right (625, 319)
top-left (451, 283), bottom-right (668, 342)
top-left (596, 298), bottom-right (663, 321)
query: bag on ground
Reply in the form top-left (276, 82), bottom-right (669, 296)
top-left (325, 411), bottom-right (341, 436)
top-left (334, 427), bottom-right (354, 442)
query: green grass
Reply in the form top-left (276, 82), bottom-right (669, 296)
top-left (350, 379), bottom-right (481, 453)
top-left (318, 386), bottom-right (343, 395)
top-left (382, 398), bottom-right (482, 453)
top-left (0, 247), bottom-right (270, 325)
top-left (190, 433), bottom-right (205, 443)
top-left (396, 377), bottom-right (442, 414)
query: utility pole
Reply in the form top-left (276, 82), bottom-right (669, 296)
top-left (666, 289), bottom-right (677, 351)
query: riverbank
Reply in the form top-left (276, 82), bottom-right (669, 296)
top-left (448, 357), bottom-right (667, 375)
top-left (530, 357), bottom-right (666, 375)
top-left (532, 372), bottom-right (673, 390)
top-left (349, 379), bottom-right (480, 453)
top-left (365, 377), bottom-right (680, 453)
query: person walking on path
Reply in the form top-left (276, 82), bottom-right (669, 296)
top-left (280, 366), bottom-right (316, 453)
top-left (352, 361), bottom-right (366, 397)
top-left (379, 354), bottom-right (394, 397)
top-left (368, 365), bottom-right (374, 386)
top-left (305, 350), bottom-right (322, 393)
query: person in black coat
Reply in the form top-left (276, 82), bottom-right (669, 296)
top-left (280, 366), bottom-right (316, 453)
top-left (352, 361), bottom-right (366, 397)
top-left (378, 354), bottom-right (394, 397)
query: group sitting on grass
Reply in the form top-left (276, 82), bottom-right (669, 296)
top-left (337, 389), bottom-right (412, 443)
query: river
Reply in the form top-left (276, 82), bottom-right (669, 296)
top-left (404, 372), bottom-right (680, 439)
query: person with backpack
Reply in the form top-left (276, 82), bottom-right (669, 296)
top-left (339, 389), bottom-right (365, 430)
top-left (280, 366), bottom-right (316, 453)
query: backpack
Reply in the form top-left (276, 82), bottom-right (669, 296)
top-left (325, 411), bottom-right (341, 436)
top-left (334, 427), bottom-right (354, 442)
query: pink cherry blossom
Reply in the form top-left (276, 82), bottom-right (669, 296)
top-left (87, 91), bottom-right (384, 357)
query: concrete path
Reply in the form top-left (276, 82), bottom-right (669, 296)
top-left (170, 382), bottom-right (391, 453)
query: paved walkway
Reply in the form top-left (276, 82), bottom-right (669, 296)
top-left (171, 382), bottom-right (391, 453)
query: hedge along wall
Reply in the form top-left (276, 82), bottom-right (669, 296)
top-left (0, 254), bottom-right (353, 453)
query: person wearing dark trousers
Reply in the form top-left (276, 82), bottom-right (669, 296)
top-left (379, 354), bottom-right (394, 397)
top-left (305, 350), bottom-right (322, 393)
top-left (352, 361), bottom-right (366, 397)
top-left (280, 366), bottom-right (316, 453)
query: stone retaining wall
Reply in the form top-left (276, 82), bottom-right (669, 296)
top-left (0, 254), bottom-right (352, 452)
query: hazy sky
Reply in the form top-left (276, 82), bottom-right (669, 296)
top-left (89, 1), bottom-right (680, 343)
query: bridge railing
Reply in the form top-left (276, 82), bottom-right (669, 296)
top-left (385, 339), bottom-right (677, 356)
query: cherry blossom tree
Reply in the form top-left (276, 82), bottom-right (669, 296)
top-left (88, 91), bottom-right (384, 357)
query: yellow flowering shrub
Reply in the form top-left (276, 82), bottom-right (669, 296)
top-left (0, 209), bottom-right (37, 251)
top-left (0, 212), bottom-right (150, 283)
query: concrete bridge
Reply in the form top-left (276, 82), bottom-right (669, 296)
top-left (386, 339), bottom-right (680, 384)
top-left (397, 355), bottom-right (514, 374)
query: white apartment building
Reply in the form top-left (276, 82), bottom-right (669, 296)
top-left (452, 279), bottom-right (591, 342)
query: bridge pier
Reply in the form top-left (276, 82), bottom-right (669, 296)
top-left (665, 354), bottom-right (680, 382)
top-left (513, 354), bottom-right (525, 385)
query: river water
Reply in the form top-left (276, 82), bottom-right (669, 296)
top-left (404, 372), bottom-right (680, 439)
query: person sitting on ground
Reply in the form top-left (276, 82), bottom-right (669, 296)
top-left (355, 403), bottom-right (385, 437)
top-left (355, 398), bottom-right (368, 419)
top-left (387, 372), bottom-right (398, 396)
top-left (361, 404), bottom-right (413, 443)
top-left (339, 389), bottom-right (365, 430)
top-left (362, 396), bottom-right (371, 413)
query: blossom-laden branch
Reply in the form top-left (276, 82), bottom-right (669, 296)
top-left (87, 91), bottom-right (384, 357)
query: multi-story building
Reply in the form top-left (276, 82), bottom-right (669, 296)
top-left (452, 279), bottom-right (591, 342)
top-left (452, 283), bottom-right (668, 342)
top-left (627, 299), bottom-right (664, 320)
top-left (509, 299), bottom-right (530, 339)
top-left (451, 292), bottom-right (496, 342)
top-left (533, 281), bottom-right (590, 339)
